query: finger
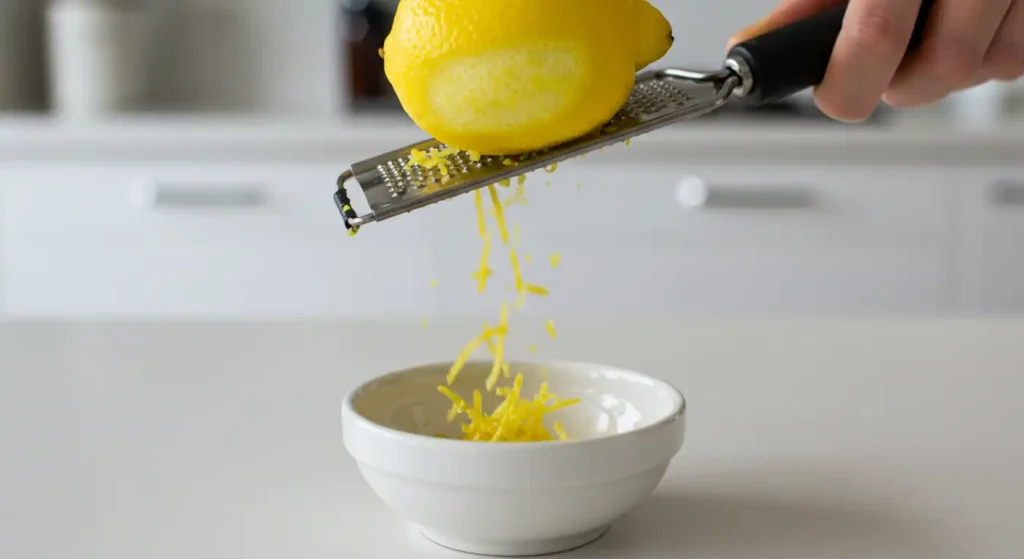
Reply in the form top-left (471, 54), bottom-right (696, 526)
top-left (727, 0), bottom-right (844, 49)
top-left (884, 0), bottom-right (1013, 107)
top-left (814, 0), bottom-right (922, 122)
top-left (983, 0), bottom-right (1024, 81)
top-left (959, 73), bottom-right (991, 91)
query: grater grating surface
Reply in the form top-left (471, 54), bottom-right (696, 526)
top-left (336, 68), bottom-right (738, 231)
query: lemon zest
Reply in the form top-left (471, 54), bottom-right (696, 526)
top-left (440, 373), bottom-right (579, 442)
top-left (525, 283), bottom-right (549, 296)
top-left (473, 231), bottom-right (493, 292)
top-left (485, 302), bottom-right (510, 391)
top-left (448, 325), bottom-right (506, 385)
top-left (545, 319), bottom-right (557, 339)
top-left (487, 185), bottom-right (509, 244)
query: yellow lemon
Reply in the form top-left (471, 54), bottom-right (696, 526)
top-left (383, 0), bottom-right (673, 155)
top-left (634, 0), bottom-right (674, 71)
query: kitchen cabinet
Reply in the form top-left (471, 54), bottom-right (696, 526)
top-left (0, 156), bottom-right (1021, 319)
top-left (425, 161), bottom-right (955, 318)
top-left (0, 163), bottom-right (437, 318)
top-left (954, 167), bottom-right (1024, 313)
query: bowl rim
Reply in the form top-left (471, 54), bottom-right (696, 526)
top-left (341, 358), bottom-right (686, 450)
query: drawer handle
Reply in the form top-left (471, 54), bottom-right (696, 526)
top-left (675, 176), bottom-right (817, 210)
top-left (132, 183), bottom-right (270, 210)
top-left (991, 181), bottom-right (1024, 207)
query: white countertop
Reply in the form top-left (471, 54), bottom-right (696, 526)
top-left (1, 110), bottom-right (1024, 164)
top-left (2, 319), bottom-right (1022, 558)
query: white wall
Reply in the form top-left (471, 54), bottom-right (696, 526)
top-left (60, 0), bottom-right (1024, 116)
top-left (145, 0), bottom-right (337, 114)
top-left (156, 0), bottom-right (781, 115)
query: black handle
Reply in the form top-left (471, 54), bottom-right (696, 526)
top-left (726, 0), bottom-right (935, 105)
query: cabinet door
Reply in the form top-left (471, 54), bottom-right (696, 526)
top-left (954, 167), bottom-right (1024, 313)
top-left (0, 163), bottom-right (436, 319)
top-left (423, 160), bottom-right (955, 319)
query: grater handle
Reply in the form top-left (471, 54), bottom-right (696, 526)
top-left (725, 0), bottom-right (935, 105)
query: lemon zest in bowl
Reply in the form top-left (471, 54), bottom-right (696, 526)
top-left (439, 373), bottom-right (580, 442)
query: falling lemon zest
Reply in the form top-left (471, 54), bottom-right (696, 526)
top-left (488, 185), bottom-right (509, 245)
top-left (545, 319), bottom-right (557, 339)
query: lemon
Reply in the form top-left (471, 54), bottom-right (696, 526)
top-left (383, 0), bottom-right (673, 155)
top-left (634, 0), bottom-right (674, 71)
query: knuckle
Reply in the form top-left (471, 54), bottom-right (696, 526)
top-left (984, 41), bottom-right (1024, 80)
top-left (847, 9), bottom-right (907, 54)
top-left (929, 36), bottom-right (985, 85)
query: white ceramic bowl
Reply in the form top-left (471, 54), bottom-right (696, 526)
top-left (342, 360), bottom-right (686, 556)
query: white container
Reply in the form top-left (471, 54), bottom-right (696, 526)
top-left (45, 0), bottom-right (145, 118)
top-left (342, 360), bottom-right (686, 557)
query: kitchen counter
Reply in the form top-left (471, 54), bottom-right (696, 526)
top-left (1, 319), bottom-right (1022, 558)
top-left (1, 110), bottom-right (1023, 164)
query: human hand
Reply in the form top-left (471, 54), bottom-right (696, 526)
top-left (727, 0), bottom-right (1024, 121)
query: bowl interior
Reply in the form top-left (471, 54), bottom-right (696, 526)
top-left (350, 360), bottom-right (683, 441)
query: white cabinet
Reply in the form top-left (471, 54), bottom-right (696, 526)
top-left (954, 167), bottom-right (1024, 313)
top-left (425, 161), bottom-right (955, 318)
top-left (3, 157), bottom-right (1023, 319)
top-left (0, 163), bottom-right (436, 318)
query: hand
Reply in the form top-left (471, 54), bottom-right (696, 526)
top-left (727, 0), bottom-right (1024, 122)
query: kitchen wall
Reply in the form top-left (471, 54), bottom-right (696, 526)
top-left (2, 0), bottom-right (1024, 321)
top-left (4, 0), bottom-right (1022, 116)
top-left (150, 0), bottom-right (781, 115)
top-left (140, 0), bottom-right (1024, 116)
top-left (141, 0), bottom-right (337, 114)
top-left (138, 0), bottom-right (809, 114)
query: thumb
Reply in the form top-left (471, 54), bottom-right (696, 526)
top-left (726, 0), bottom-right (845, 50)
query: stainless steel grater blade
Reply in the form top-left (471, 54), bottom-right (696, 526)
top-left (334, 0), bottom-right (935, 232)
top-left (335, 67), bottom-right (740, 232)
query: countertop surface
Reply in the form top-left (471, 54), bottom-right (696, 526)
top-left (2, 319), bottom-right (1022, 559)
top-left (1, 109), bottom-right (1024, 164)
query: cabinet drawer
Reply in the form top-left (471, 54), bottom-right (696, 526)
top-left (423, 163), bottom-right (955, 318)
top-left (0, 163), bottom-right (372, 245)
top-left (426, 161), bottom-right (952, 244)
top-left (428, 239), bottom-right (949, 319)
top-left (955, 167), bottom-right (1024, 312)
top-left (0, 162), bottom-right (436, 318)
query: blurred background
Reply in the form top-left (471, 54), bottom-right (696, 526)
top-left (0, 0), bottom-right (1022, 321)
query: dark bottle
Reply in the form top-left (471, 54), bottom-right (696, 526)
top-left (340, 0), bottom-right (402, 113)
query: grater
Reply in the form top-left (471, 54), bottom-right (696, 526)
top-left (335, 0), bottom-right (934, 233)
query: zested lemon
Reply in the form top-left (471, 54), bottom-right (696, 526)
top-left (383, 0), bottom-right (673, 155)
